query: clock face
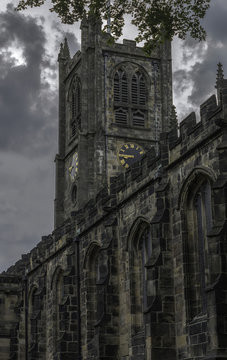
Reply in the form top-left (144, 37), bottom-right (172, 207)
top-left (118, 143), bottom-right (145, 169)
top-left (68, 152), bottom-right (78, 181)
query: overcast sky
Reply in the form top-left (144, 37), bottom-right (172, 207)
top-left (0, 0), bottom-right (227, 272)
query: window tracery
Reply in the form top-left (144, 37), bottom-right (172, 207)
top-left (113, 67), bottom-right (148, 127)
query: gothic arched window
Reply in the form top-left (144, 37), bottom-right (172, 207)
top-left (185, 175), bottom-right (213, 319)
top-left (71, 77), bottom-right (81, 137)
top-left (56, 271), bottom-right (65, 337)
top-left (28, 287), bottom-right (39, 353)
top-left (113, 67), bottom-right (148, 127)
top-left (129, 223), bottom-right (152, 337)
top-left (84, 244), bottom-right (108, 348)
top-left (85, 244), bottom-right (100, 342)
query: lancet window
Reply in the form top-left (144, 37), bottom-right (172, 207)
top-left (185, 176), bottom-right (212, 318)
top-left (28, 287), bottom-right (39, 352)
top-left (56, 271), bottom-right (65, 337)
top-left (129, 223), bottom-right (152, 336)
top-left (85, 244), bottom-right (109, 345)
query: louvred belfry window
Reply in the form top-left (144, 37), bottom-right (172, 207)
top-left (113, 67), bottom-right (148, 127)
top-left (132, 71), bottom-right (146, 105)
top-left (132, 110), bottom-right (145, 127)
top-left (115, 108), bottom-right (128, 125)
top-left (114, 69), bottom-right (128, 103)
top-left (71, 78), bottom-right (81, 138)
top-left (114, 69), bottom-right (128, 125)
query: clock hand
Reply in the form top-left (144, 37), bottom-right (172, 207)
top-left (119, 154), bottom-right (135, 159)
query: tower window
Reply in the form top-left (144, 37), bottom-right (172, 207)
top-left (114, 69), bottom-right (128, 103)
top-left (113, 68), bottom-right (148, 127)
top-left (70, 77), bottom-right (81, 138)
top-left (115, 107), bottom-right (128, 125)
top-left (132, 110), bottom-right (145, 127)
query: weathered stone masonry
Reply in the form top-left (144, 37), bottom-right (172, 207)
top-left (1, 17), bottom-right (227, 360)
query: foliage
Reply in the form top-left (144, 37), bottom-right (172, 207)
top-left (16, 0), bottom-right (211, 51)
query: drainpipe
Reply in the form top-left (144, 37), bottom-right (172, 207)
top-left (74, 236), bottom-right (82, 359)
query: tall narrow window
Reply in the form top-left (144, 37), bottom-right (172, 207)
top-left (114, 69), bottom-right (128, 103)
top-left (132, 71), bottom-right (146, 105)
top-left (131, 71), bottom-right (146, 126)
top-left (56, 272), bottom-right (64, 338)
top-left (141, 227), bottom-right (152, 309)
top-left (95, 252), bottom-right (108, 322)
top-left (85, 245), bottom-right (100, 342)
top-left (186, 177), bottom-right (212, 318)
top-left (114, 69), bottom-right (128, 125)
top-left (71, 78), bottom-right (81, 137)
top-left (130, 224), bottom-right (152, 334)
top-left (128, 222), bottom-right (152, 358)
top-left (28, 287), bottom-right (39, 353)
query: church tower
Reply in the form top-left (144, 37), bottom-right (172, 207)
top-left (54, 17), bottom-right (172, 227)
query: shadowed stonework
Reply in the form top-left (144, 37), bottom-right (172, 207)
top-left (1, 16), bottom-right (227, 360)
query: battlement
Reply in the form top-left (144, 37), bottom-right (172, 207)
top-left (168, 93), bottom-right (226, 165)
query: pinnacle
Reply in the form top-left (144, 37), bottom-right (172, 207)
top-left (63, 37), bottom-right (70, 58)
top-left (58, 38), bottom-right (70, 61)
top-left (216, 62), bottom-right (224, 88)
top-left (170, 104), bottom-right (178, 130)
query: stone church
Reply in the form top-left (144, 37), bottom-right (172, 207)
top-left (1, 16), bottom-right (227, 360)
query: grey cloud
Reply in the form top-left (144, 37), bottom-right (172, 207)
top-left (174, 0), bottom-right (227, 116)
top-left (65, 31), bottom-right (80, 55)
top-left (51, 20), bottom-right (80, 56)
top-left (0, 4), bottom-right (57, 156)
top-left (173, 69), bottom-right (191, 96)
top-left (0, 153), bottom-right (55, 272)
top-left (202, 0), bottom-right (227, 42)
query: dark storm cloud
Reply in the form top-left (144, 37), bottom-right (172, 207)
top-left (0, 4), bottom-right (57, 156)
top-left (173, 0), bottom-right (227, 115)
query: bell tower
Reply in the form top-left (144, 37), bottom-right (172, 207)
top-left (54, 16), bottom-right (173, 228)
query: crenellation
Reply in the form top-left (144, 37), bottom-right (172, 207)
top-left (179, 112), bottom-right (197, 139)
top-left (200, 94), bottom-right (218, 121)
